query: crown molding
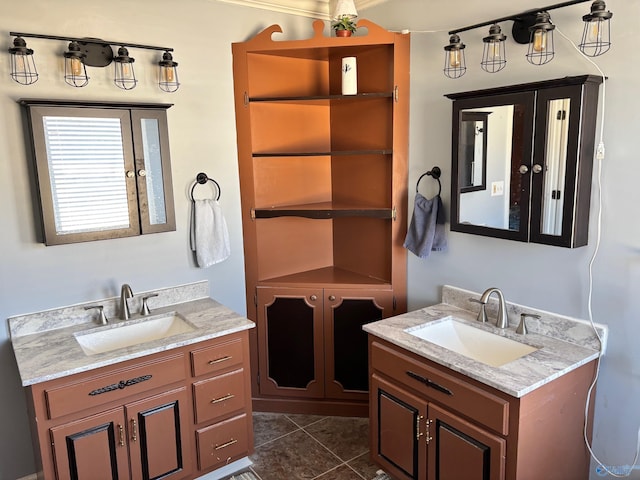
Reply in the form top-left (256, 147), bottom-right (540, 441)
top-left (213, 0), bottom-right (332, 19)
top-left (211, 0), bottom-right (389, 19)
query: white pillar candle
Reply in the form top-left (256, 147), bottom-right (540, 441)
top-left (341, 56), bottom-right (357, 95)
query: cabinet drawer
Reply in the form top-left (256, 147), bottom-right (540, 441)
top-left (193, 368), bottom-right (246, 424)
top-left (196, 413), bottom-right (250, 471)
top-left (371, 341), bottom-right (509, 435)
top-left (45, 354), bottom-right (186, 420)
top-left (191, 336), bottom-right (244, 377)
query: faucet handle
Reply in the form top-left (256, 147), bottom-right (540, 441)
top-left (516, 313), bottom-right (540, 335)
top-left (469, 298), bottom-right (488, 323)
top-left (85, 305), bottom-right (108, 325)
top-left (141, 294), bottom-right (159, 316)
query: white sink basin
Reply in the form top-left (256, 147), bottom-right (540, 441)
top-left (75, 312), bottom-right (195, 356)
top-left (405, 316), bottom-right (539, 367)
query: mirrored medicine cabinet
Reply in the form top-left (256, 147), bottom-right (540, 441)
top-left (20, 99), bottom-right (176, 246)
top-left (446, 75), bottom-right (602, 248)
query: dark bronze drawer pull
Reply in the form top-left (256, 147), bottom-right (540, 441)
top-left (208, 355), bottom-right (232, 365)
top-left (88, 374), bottom-right (152, 396)
top-left (406, 371), bottom-right (453, 396)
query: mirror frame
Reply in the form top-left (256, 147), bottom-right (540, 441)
top-left (446, 75), bottom-right (602, 248)
top-left (449, 91), bottom-right (535, 243)
top-left (20, 99), bottom-right (175, 245)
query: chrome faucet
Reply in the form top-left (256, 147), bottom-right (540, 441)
top-left (479, 287), bottom-right (509, 328)
top-left (119, 284), bottom-right (134, 320)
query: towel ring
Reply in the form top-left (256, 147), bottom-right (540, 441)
top-left (190, 172), bottom-right (221, 201)
top-left (416, 166), bottom-right (442, 196)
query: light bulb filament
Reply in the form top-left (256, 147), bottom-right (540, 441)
top-left (449, 50), bottom-right (461, 68)
top-left (71, 58), bottom-right (83, 76)
top-left (533, 30), bottom-right (547, 52)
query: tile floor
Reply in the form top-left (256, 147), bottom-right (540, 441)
top-left (222, 412), bottom-right (382, 480)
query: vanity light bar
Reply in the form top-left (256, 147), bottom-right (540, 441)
top-left (443, 0), bottom-right (613, 78)
top-left (7, 31), bottom-right (180, 92)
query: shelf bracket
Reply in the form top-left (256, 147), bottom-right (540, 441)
top-left (394, 86), bottom-right (399, 103)
top-left (250, 208), bottom-right (256, 220)
top-left (392, 206), bottom-right (397, 221)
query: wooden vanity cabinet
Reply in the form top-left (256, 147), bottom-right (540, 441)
top-left (369, 337), bottom-right (597, 480)
top-left (232, 19), bottom-right (410, 415)
top-left (25, 331), bottom-right (253, 480)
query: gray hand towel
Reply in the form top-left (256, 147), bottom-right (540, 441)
top-left (403, 193), bottom-right (447, 258)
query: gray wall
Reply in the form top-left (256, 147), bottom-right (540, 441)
top-left (364, 1), bottom-right (638, 479)
top-left (0, 2), bottom-right (311, 478)
top-left (1, 0), bottom-right (638, 479)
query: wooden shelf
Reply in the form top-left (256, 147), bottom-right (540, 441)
top-left (253, 202), bottom-right (393, 219)
top-left (253, 150), bottom-right (393, 158)
top-left (249, 92), bottom-right (393, 103)
top-left (259, 266), bottom-right (391, 287)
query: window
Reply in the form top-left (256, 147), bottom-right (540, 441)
top-left (22, 100), bottom-right (175, 245)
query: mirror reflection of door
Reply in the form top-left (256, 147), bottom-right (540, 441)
top-left (458, 105), bottom-right (515, 230)
top-left (541, 98), bottom-right (570, 236)
top-left (460, 112), bottom-right (488, 193)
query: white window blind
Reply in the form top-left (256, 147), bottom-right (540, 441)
top-left (42, 116), bottom-right (130, 234)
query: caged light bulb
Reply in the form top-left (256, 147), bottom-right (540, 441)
top-left (448, 49), bottom-right (461, 68)
top-left (533, 29), bottom-right (547, 52)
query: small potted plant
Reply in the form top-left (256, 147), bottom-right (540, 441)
top-left (332, 15), bottom-right (357, 37)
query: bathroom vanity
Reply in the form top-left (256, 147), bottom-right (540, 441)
top-left (9, 282), bottom-right (254, 480)
top-left (365, 286), bottom-right (605, 480)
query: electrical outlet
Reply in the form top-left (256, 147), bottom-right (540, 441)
top-left (491, 181), bottom-right (504, 196)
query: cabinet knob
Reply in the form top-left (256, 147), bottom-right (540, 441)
top-left (310, 295), bottom-right (317, 301)
top-left (138, 169), bottom-right (147, 177)
top-left (518, 165), bottom-right (529, 175)
top-left (126, 170), bottom-right (135, 178)
top-left (532, 164), bottom-right (543, 174)
top-left (328, 295), bottom-right (336, 301)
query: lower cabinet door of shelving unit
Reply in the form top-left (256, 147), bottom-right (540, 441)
top-left (50, 407), bottom-right (130, 480)
top-left (126, 387), bottom-right (192, 480)
top-left (196, 413), bottom-right (250, 471)
top-left (427, 403), bottom-right (505, 480)
top-left (256, 287), bottom-right (325, 398)
top-left (326, 290), bottom-right (393, 400)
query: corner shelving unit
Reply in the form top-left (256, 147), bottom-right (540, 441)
top-left (232, 19), bottom-right (409, 415)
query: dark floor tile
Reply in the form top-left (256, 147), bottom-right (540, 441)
top-left (250, 429), bottom-right (342, 480)
top-left (348, 452), bottom-right (380, 480)
top-left (305, 416), bottom-right (370, 461)
top-left (252, 412), bottom-right (299, 447)
top-left (286, 413), bottom-right (327, 428)
top-left (314, 464), bottom-right (366, 479)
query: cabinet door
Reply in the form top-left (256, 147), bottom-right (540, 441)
top-left (371, 374), bottom-right (427, 480)
top-left (427, 403), bottom-right (505, 480)
top-left (325, 289), bottom-right (393, 400)
top-left (50, 407), bottom-right (129, 480)
top-left (126, 387), bottom-right (192, 480)
top-left (256, 287), bottom-right (324, 397)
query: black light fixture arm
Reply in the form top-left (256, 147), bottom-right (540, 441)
top-left (9, 32), bottom-right (173, 52)
top-left (448, 0), bottom-right (592, 35)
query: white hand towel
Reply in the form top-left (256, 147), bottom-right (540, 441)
top-left (193, 199), bottom-right (230, 268)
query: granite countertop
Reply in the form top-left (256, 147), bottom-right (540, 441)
top-left (9, 282), bottom-right (254, 387)
top-left (364, 286), bottom-right (606, 398)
